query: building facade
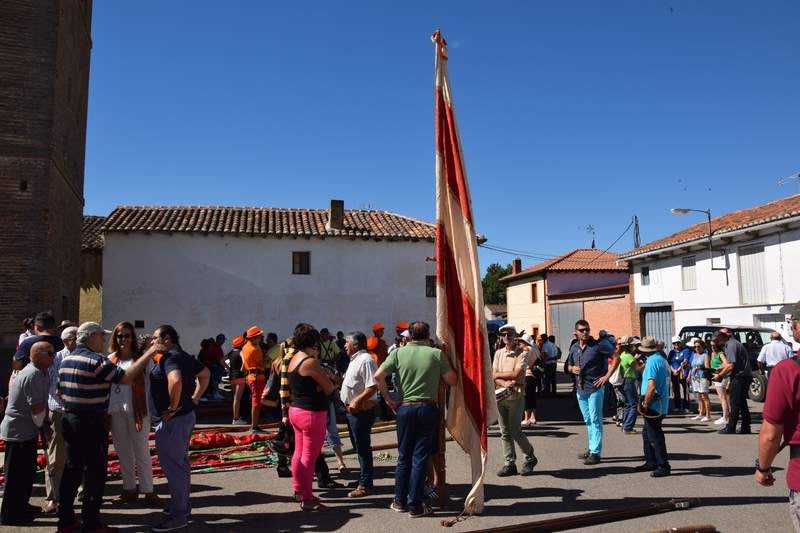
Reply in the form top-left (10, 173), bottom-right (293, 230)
top-left (100, 203), bottom-right (437, 351)
top-left (621, 194), bottom-right (800, 347)
top-left (502, 249), bottom-right (634, 350)
top-left (0, 1), bottom-right (93, 360)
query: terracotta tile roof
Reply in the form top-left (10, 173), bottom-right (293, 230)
top-left (620, 194), bottom-right (800, 259)
top-left (82, 215), bottom-right (105, 252)
top-left (100, 206), bottom-right (436, 242)
top-left (501, 248), bottom-right (628, 282)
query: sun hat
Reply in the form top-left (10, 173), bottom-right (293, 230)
top-left (232, 335), bottom-right (246, 349)
top-left (638, 336), bottom-right (659, 353)
top-left (499, 324), bottom-right (517, 335)
top-left (372, 323), bottom-right (385, 332)
top-left (396, 321), bottom-right (409, 331)
top-left (617, 335), bottom-right (633, 345)
top-left (671, 335), bottom-right (682, 344)
top-left (245, 326), bottom-right (264, 339)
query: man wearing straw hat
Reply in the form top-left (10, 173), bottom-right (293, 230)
top-left (635, 336), bottom-right (671, 477)
top-left (492, 325), bottom-right (538, 477)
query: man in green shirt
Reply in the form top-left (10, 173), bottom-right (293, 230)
top-left (375, 321), bottom-right (456, 518)
top-left (618, 336), bottom-right (643, 434)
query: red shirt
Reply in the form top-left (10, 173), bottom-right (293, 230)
top-left (762, 356), bottom-right (800, 490)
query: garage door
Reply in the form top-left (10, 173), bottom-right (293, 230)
top-left (551, 302), bottom-right (584, 353)
top-left (643, 306), bottom-right (673, 344)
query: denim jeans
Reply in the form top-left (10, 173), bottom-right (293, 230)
top-left (576, 387), bottom-right (604, 455)
top-left (497, 396), bottom-right (534, 465)
top-left (395, 403), bottom-right (438, 510)
top-left (622, 378), bottom-right (639, 431)
top-left (642, 410), bottom-right (669, 468)
top-left (326, 401), bottom-right (343, 448)
top-left (346, 408), bottom-right (376, 488)
top-left (58, 411), bottom-right (109, 530)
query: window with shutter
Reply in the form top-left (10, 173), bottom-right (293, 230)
top-left (738, 243), bottom-right (767, 304)
top-left (681, 256), bottom-right (697, 291)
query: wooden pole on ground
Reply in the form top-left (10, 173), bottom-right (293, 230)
top-left (435, 381), bottom-right (447, 508)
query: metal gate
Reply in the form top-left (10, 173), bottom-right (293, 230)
top-left (642, 306), bottom-right (673, 344)
top-left (551, 302), bottom-right (585, 352)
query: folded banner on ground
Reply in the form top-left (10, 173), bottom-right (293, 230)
top-left (432, 29), bottom-right (498, 515)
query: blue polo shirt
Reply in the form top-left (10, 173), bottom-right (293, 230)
top-left (668, 347), bottom-right (692, 378)
top-left (567, 338), bottom-right (613, 394)
top-left (641, 352), bottom-right (670, 415)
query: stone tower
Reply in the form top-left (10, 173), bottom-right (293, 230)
top-left (0, 1), bottom-right (93, 360)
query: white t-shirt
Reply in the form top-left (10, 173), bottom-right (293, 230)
top-left (340, 350), bottom-right (378, 405)
top-left (108, 357), bottom-right (154, 415)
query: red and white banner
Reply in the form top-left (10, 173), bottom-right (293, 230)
top-left (432, 30), bottom-right (498, 515)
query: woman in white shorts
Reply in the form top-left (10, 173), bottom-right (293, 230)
top-left (709, 336), bottom-right (730, 426)
top-left (689, 338), bottom-right (711, 422)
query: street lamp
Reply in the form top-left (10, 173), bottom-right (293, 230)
top-left (671, 207), bottom-right (713, 255)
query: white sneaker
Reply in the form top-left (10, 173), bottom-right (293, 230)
top-left (713, 418), bottom-right (725, 425)
top-left (700, 416), bottom-right (710, 422)
top-left (692, 415), bottom-right (702, 420)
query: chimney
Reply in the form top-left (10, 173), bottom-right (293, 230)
top-left (326, 199), bottom-right (344, 231)
top-left (512, 258), bottom-right (522, 274)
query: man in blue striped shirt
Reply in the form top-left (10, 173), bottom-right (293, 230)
top-left (57, 322), bottom-right (162, 533)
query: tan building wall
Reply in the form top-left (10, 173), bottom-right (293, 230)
top-left (505, 276), bottom-right (547, 337)
top-left (79, 250), bottom-right (102, 324)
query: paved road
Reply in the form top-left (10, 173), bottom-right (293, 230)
top-left (2, 379), bottom-right (792, 532)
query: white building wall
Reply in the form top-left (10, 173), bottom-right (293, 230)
top-left (103, 233), bottom-right (436, 352)
top-left (633, 228), bottom-right (800, 347)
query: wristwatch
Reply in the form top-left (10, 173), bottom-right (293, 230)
top-left (755, 459), bottom-right (772, 474)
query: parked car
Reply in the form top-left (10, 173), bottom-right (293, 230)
top-left (486, 319), bottom-right (507, 358)
top-left (677, 325), bottom-right (784, 402)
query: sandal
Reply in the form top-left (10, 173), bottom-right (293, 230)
top-left (300, 498), bottom-right (326, 512)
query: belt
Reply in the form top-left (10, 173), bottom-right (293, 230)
top-left (401, 400), bottom-right (437, 406)
top-left (790, 445), bottom-right (800, 460)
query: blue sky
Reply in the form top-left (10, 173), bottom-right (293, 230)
top-left (85, 1), bottom-right (800, 272)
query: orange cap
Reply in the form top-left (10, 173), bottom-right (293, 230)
top-left (232, 335), bottom-right (246, 349)
top-left (245, 326), bottom-right (264, 339)
top-left (395, 321), bottom-right (409, 331)
top-left (367, 337), bottom-right (379, 351)
top-left (372, 323), bottom-right (384, 332)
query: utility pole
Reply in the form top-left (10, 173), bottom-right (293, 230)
top-left (632, 215), bottom-right (641, 249)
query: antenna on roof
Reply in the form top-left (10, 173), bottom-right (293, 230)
top-left (778, 172), bottom-right (800, 192)
top-left (579, 225), bottom-right (596, 249)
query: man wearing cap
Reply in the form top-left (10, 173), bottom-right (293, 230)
top-left (57, 322), bottom-right (161, 533)
top-left (635, 336), bottom-right (671, 477)
top-left (242, 326), bottom-right (267, 433)
top-left (228, 335), bottom-right (248, 425)
top-left (566, 319), bottom-right (616, 465)
top-left (714, 327), bottom-right (753, 435)
top-left (492, 325), bottom-right (538, 476)
top-left (755, 301), bottom-right (800, 530)
top-left (0, 341), bottom-right (53, 525)
top-left (371, 323), bottom-right (389, 364)
top-left (758, 331), bottom-right (793, 376)
top-left (667, 336), bottom-right (692, 413)
top-left (41, 326), bottom-right (78, 514)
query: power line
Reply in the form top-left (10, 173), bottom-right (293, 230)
top-left (478, 243), bottom-right (555, 261)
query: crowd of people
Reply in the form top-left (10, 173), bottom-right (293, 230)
top-left (3, 307), bottom-right (800, 531)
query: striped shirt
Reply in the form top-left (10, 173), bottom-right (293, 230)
top-left (58, 345), bottom-right (126, 413)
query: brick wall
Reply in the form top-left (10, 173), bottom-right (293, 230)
top-left (0, 1), bottom-right (93, 381)
top-left (584, 293), bottom-right (635, 337)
